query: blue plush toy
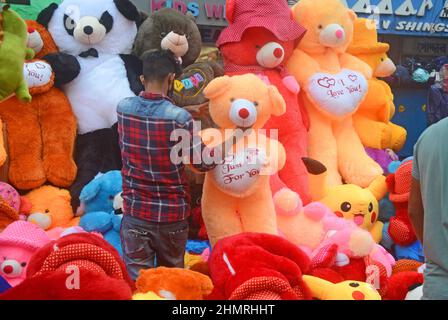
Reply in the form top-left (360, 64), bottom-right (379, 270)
top-left (395, 240), bottom-right (425, 263)
top-left (80, 171), bottom-right (123, 214)
top-left (80, 210), bottom-right (123, 256)
top-left (79, 171), bottom-right (123, 255)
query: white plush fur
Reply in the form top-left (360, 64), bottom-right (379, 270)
top-left (48, 0), bottom-right (137, 56)
top-left (47, 0), bottom-right (137, 134)
top-left (64, 55), bottom-right (134, 134)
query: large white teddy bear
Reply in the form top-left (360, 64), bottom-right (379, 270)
top-left (37, 0), bottom-right (143, 211)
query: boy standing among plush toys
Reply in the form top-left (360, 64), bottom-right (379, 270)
top-left (117, 50), bottom-right (239, 279)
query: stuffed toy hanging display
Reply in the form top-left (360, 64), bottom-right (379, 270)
top-left (0, 5), bottom-right (33, 103)
top-left (200, 74), bottom-right (286, 247)
top-left (0, 20), bottom-right (77, 191)
top-left (287, 0), bottom-right (383, 188)
top-left (217, 0), bottom-right (311, 203)
top-left (348, 18), bottom-right (407, 153)
top-left (37, 0), bottom-right (143, 211)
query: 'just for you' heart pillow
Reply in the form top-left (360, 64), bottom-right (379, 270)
top-left (307, 69), bottom-right (368, 117)
top-left (212, 148), bottom-right (268, 198)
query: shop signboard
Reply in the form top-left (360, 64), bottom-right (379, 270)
top-left (403, 37), bottom-right (448, 56)
top-left (343, 0), bottom-right (448, 37)
top-left (132, 0), bottom-right (227, 26)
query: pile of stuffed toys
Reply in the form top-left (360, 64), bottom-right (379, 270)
top-left (0, 0), bottom-right (426, 300)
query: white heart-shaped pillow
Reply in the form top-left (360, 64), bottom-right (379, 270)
top-left (23, 61), bottom-right (53, 89)
top-left (212, 148), bottom-right (267, 198)
top-left (307, 69), bottom-right (368, 117)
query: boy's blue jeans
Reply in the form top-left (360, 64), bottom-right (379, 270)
top-left (120, 214), bottom-right (189, 281)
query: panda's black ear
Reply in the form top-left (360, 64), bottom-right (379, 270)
top-left (37, 3), bottom-right (59, 28)
top-left (114, 0), bottom-right (140, 23)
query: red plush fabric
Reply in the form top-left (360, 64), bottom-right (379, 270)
top-left (382, 272), bottom-right (423, 300)
top-left (0, 270), bottom-right (133, 300)
top-left (220, 27), bottom-right (311, 204)
top-left (386, 168), bottom-right (417, 246)
top-left (208, 233), bottom-right (311, 300)
top-left (0, 233), bottom-right (134, 300)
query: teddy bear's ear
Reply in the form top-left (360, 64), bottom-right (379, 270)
top-left (203, 75), bottom-right (232, 100)
top-left (267, 86), bottom-right (286, 117)
top-left (348, 9), bottom-right (357, 22)
top-left (37, 3), bottom-right (58, 29)
top-left (79, 178), bottom-right (102, 202)
top-left (186, 11), bottom-right (196, 22)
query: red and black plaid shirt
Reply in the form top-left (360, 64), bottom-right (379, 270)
top-left (117, 92), bottom-right (215, 223)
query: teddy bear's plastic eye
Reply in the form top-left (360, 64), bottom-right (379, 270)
top-left (368, 202), bottom-right (373, 212)
top-left (230, 98), bottom-right (235, 102)
top-left (21, 262), bottom-right (27, 267)
top-left (253, 102), bottom-right (259, 107)
top-left (45, 209), bottom-right (50, 213)
top-left (109, 196), bottom-right (114, 200)
top-left (318, 25), bottom-right (323, 29)
top-left (255, 45), bottom-right (261, 49)
top-left (160, 32), bottom-right (167, 39)
top-left (349, 282), bottom-right (359, 288)
top-left (340, 202), bottom-right (351, 212)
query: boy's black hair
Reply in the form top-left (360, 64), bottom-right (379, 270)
top-left (141, 50), bottom-right (182, 82)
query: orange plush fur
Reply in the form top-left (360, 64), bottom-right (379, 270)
top-left (287, 0), bottom-right (383, 187)
top-left (348, 18), bottom-right (407, 152)
top-left (201, 74), bottom-right (286, 247)
top-left (135, 267), bottom-right (213, 300)
top-left (25, 185), bottom-right (79, 230)
top-left (0, 21), bottom-right (77, 190)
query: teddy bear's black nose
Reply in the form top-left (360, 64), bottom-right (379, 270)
top-left (84, 26), bottom-right (94, 35)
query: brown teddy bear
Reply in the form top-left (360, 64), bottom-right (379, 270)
top-left (133, 7), bottom-right (202, 68)
top-left (0, 20), bottom-right (77, 191)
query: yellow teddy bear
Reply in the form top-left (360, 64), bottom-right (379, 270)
top-left (303, 158), bottom-right (387, 243)
top-left (348, 18), bottom-right (407, 152)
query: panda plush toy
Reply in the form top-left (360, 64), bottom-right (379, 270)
top-left (37, 0), bottom-right (143, 211)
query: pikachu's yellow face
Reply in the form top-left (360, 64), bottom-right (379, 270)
top-left (320, 184), bottom-right (379, 231)
top-left (330, 281), bottom-right (381, 300)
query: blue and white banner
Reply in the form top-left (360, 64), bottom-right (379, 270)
top-left (343, 0), bottom-right (448, 37)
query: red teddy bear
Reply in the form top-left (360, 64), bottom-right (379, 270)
top-left (207, 233), bottom-right (312, 300)
top-left (216, 0), bottom-right (311, 203)
top-left (386, 160), bottom-right (417, 246)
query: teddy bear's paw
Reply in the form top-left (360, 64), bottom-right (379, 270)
top-left (341, 158), bottom-right (383, 188)
top-left (390, 128), bottom-right (407, 153)
top-left (379, 125), bottom-right (393, 150)
top-left (8, 160), bottom-right (46, 190)
top-left (44, 155), bottom-right (77, 188)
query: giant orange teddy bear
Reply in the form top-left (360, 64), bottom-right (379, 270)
top-left (348, 18), bottom-right (407, 152)
top-left (0, 21), bottom-right (77, 190)
top-left (201, 74), bottom-right (286, 247)
top-left (287, 0), bottom-right (383, 187)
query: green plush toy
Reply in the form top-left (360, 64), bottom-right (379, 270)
top-left (0, 5), bottom-right (34, 103)
top-left (9, 0), bottom-right (62, 20)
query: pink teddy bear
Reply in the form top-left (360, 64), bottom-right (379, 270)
top-left (0, 221), bottom-right (50, 286)
top-left (272, 175), bottom-right (395, 276)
